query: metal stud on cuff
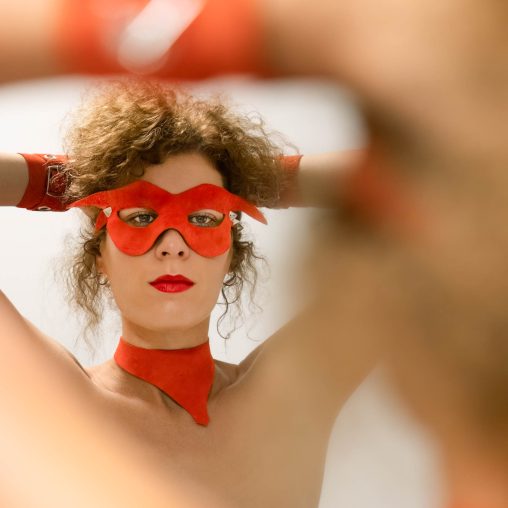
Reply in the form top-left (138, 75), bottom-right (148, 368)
top-left (103, 207), bottom-right (112, 218)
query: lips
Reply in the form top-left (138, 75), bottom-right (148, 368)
top-left (149, 274), bottom-right (195, 293)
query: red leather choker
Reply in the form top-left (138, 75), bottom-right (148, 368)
top-left (113, 337), bottom-right (215, 426)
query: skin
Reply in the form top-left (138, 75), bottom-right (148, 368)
top-left (83, 151), bottom-right (375, 508)
top-left (95, 152), bottom-right (233, 350)
top-left (0, 291), bottom-right (222, 508)
top-left (1, 147), bottom-right (375, 505)
top-left (260, 2), bottom-right (508, 503)
top-left (4, 0), bottom-right (508, 502)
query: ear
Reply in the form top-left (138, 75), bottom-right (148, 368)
top-left (96, 252), bottom-right (107, 277)
top-left (95, 233), bottom-right (108, 275)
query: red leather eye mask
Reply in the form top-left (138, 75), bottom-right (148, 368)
top-left (67, 180), bottom-right (267, 257)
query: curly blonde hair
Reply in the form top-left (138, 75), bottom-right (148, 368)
top-left (56, 79), bottom-right (288, 355)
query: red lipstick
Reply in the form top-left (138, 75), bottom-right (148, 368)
top-left (149, 274), bottom-right (195, 293)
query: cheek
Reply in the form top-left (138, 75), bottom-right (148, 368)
top-left (194, 251), bottom-right (232, 304)
top-left (106, 258), bottom-right (138, 302)
top-left (205, 250), bottom-right (232, 286)
top-left (101, 235), bottom-right (232, 321)
top-left (101, 238), bottom-right (144, 293)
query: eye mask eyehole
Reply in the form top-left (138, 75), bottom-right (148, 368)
top-left (187, 209), bottom-right (225, 228)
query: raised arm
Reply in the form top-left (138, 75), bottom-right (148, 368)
top-left (0, 151), bottom-right (93, 381)
top-left (0, 153), bottom-right (29, 206)
top-left (0, 289), bottom-right (226, 508)
top-left (238, 146), bottom-right (410, 424)
top-left (277, 150), bottom-right (363, 208)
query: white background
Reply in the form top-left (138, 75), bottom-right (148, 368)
top-left (0, 76), bottom-right (443, 507)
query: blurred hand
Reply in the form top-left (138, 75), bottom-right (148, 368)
top-left (265, 0), bottom-right (508, 174)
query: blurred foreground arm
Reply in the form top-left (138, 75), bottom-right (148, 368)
top-left (0, 0), bottom-right (62, 82)
top-left (0, 0), bottom-right (274, 83)
top-left (3, 0), bottom-right (507, 173)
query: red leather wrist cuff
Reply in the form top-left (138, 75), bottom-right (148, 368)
top-left (160, 0), bottom-right (274, 80)
top-left (341, 162), bottom-right (424, 238)
top-left (16, 154), bottom-right (69, 212)
top-left (55, 0), bottom-right (149, 75)
top-left (275, 155), bottom-right (304, 209)
top-left (55, 0), bottom-right (274, 79)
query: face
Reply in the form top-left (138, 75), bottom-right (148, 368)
top-left (96, 152), bottom-right (234, 347)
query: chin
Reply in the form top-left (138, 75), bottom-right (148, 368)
top-left (145, 309), bottom-right (208, 330)
top-left (122, 295), bottom-right (214, 330)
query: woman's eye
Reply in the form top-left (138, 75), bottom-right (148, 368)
top-left (127, 212), bottom-right (157, 226)
top-left (189, 213), bottom-right (221, 227)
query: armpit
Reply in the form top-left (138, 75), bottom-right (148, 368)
top-left (64, 348), bottom-right (92, 380)
top-left (20, 314), bottom-right (92, 382)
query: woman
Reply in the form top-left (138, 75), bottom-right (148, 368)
top-left (2, 80), bottom-right (371, 507)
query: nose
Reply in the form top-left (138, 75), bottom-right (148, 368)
top-left (153, 228), bottom-right (191, 259)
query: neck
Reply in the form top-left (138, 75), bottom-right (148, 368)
top-left (121, 316), bottom-right (210, 350)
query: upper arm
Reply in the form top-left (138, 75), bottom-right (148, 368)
top-left (22, 316), bottom-right (92, 381)
top-left (0, 290), bottom-right (93, 387)
top-left (237, 300), bottom-right (381, 423)
top-left (237, 191), bottom-right (393, 424)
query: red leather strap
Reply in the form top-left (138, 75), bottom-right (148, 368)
top-left (16, 154), bottom-right (69, 212)
top-left (114, 336), bottom-right (215, 426)
top-left (55, 0), bottom-right (149, 74)
top-left (159, 0), bottom-right (274, 79)
top-left (54, 0), bottom-right (274, 79)
top-left (341, 160), bottom-right (423, 237)
top-left (275, 154), bottom-right (304, 208)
